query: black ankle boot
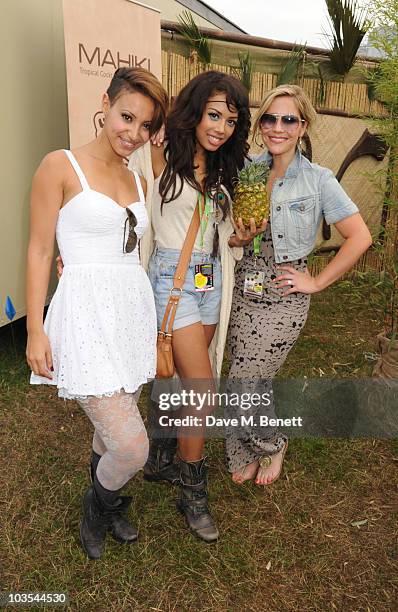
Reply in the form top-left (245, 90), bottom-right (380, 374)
top-left (143, 437), bottom-right (180, 484)
top-left (176, 458), bottom-right (219, 543)
top-left (80, 485), bottom-right (109, 560)
top-left (143, 393), bottom-right (179, 485)
top-left (89, 454), bottom-right (138, 545)
top-left (94, 476), bottom-right (138, 545)
top-left (89, 450), bottom-right (101, 483)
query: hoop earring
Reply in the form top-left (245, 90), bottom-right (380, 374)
top-left (254, 133), bottom-right (264, 149)
top-left (298, 137), bottom-right (303, 151)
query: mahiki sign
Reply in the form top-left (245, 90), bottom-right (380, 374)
top-left (62, 0), bottom-right (161, 148)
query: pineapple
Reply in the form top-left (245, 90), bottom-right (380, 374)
top-left (233, 161), bottom-right (270, 226)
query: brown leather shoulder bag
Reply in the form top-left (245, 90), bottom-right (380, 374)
top-left (156, 203), bottom-right (200, 378)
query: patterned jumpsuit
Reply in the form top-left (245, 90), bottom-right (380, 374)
top-left (225, 223), bottom-right (310, 473)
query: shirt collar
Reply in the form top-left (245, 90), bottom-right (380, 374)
top-left (260, 148), bottom-right (303, 179)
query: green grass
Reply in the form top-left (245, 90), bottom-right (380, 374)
top-left (0, 283), bottom-right (397, 611)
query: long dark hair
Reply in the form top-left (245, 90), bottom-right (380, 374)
top-left (159, 71), bottom-right (250, 205)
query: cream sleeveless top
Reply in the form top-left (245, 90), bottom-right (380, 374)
top-left (151, 175), bottom-right (216, 254)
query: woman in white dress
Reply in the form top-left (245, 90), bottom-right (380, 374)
top-left (26, 67), bottom-right (168, 559)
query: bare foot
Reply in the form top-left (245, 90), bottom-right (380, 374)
top-left (232, 460), bottom-right (259, 484)
top-left (255, 448), bottom-right (286, 486)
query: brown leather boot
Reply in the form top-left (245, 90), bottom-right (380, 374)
top-left (176, 457), bottom-right (219, 543)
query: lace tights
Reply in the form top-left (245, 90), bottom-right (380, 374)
top-left (77, 390), bottom-right (148, 491)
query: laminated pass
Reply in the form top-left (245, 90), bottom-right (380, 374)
top-left (244, 270), bottom-right (265, 297)
top-left (194, 263), bottom-right (214, 292)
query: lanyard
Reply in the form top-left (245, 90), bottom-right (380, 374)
top-left (253, 234), bottom-right (262, 256)
top-left (198, 192), bottom-right (212, 253)
top-left (252, 234), bottom-right (263, 268)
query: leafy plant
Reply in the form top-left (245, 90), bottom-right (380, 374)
top-left (277, 45), bottom-right (307, 85)
top-left (323, 0), bottom-right (369, 78)
top-left (176, 11), bottom-right (212, 66)
top-left (367, 7), bottom-right (398, 174)
top-left (368, 0), bottom-right (398, 59)
top-left (315, 63), bottom-right (327, 105)
top-left (344, 244), bottom-right (397, 339)
top-left (360, 0), bottom-right (398, 340)
top-left (366, 64), bottom-right (384, 102)
top-left (305, 61), bottom-right (332, 105)
top-left (367, 6), bottom-right (398, 121)
top-left (235, 51), bottom-right (253, 93)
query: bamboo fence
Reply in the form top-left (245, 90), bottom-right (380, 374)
top-left (161, 51), bottom-right (387, 117)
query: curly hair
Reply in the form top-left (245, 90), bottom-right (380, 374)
top-left (159, 71), bottom-right (250, 206)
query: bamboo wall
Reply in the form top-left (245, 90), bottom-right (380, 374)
top-left (161, 51), bottom-right (387, 117)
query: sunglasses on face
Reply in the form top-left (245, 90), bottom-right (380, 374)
top-left (260, 113), bottom-right (305, 131)
top-left (123, 208), bottom-right (138, 253)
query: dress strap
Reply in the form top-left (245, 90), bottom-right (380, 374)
top-left (131, 170), bottom-right (145, 202)
top-left (63, 150), bottom-right (90, 191)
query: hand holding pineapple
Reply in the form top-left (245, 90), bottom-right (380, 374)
top-left (228, 217), bottom-right (268, 248)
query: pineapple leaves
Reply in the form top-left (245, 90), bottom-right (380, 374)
top-left (236, 162), bottom-right (270, 185)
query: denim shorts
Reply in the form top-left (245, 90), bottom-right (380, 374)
top-left (148, 247), bottom-right (222, 331)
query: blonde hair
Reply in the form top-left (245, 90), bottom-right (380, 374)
top-left (253, 84), bottom-right (317, 142)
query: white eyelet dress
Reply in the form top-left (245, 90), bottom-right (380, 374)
top-left (30, 150), bottom-right (157, 399)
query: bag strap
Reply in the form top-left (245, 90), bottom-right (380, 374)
top-left (159, 202), bottom-right (201, 336)
top-left (173, 201), bottom-right (201, 289)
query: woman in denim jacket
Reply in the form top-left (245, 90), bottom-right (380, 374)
top-left (226, 84), bottom-right (372, 485)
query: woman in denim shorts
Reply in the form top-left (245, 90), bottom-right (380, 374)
top-left (148, 248), bottom-right (223, 331)
top-left (130, 71), bottom-right (261, 542)
top-left (226, 85), bottom-right (372, 487)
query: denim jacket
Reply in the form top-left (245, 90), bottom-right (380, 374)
top-left (251, 149), bottom-right (359, 263)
